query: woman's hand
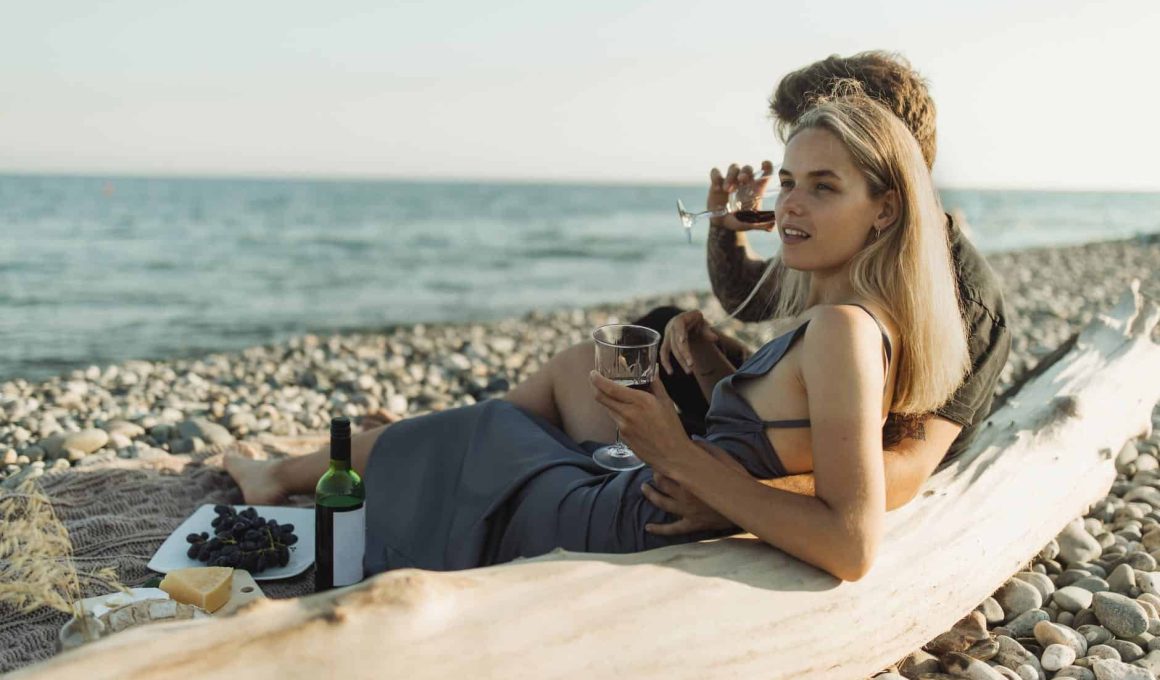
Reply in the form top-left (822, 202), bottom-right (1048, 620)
top-left (660, 310), bottom-right (718, 375)
top-left (641, 439), bottom-right (748, 536)
top-left (708, 161), bottom-right (776, 233)
top-left (589, 370), bottom-right (699, 476)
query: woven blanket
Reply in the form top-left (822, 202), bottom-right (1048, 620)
top-left (0, 440), bottom-right (322, 674)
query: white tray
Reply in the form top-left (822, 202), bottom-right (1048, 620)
top-left (148, 504), bottom-right (314, 581)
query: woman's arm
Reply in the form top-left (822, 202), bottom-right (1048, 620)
top-left (676, 307), bottom-right (887, 579)
top-left (599, 306), bottom-right (888, 581)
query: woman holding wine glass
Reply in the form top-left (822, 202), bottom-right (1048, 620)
top-left (225, 86), bottom-right (968, 582)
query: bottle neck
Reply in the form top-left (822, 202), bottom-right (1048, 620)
top-left (330, 436), bottom-right (352, 470)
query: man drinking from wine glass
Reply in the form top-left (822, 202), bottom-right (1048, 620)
top-left (501, 50), bottom-right (1010, 535)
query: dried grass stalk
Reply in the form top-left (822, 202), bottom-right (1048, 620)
top-left (0, 479), bottom-right (125, 616)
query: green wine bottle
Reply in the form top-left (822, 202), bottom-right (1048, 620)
top-left (314, 416), bottom-right (366, 592)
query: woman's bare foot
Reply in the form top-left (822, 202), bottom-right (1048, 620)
top-left (224, 443), bottom-right (289, 505)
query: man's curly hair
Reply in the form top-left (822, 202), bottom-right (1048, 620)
top-left (770, 51), bottom-right (938, 170)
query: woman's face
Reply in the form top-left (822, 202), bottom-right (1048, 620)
top-left (774, 127), bottom-right (893, 273)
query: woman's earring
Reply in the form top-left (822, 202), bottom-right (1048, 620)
top-left (872, 226), bottom-right (882, 241)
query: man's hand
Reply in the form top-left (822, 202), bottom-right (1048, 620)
top-left (659, 310), bottom-right (719, 375)
top-left (709, 161), bottom-right (776, 233)
top-left (641, 441), bottom-right (747, 536)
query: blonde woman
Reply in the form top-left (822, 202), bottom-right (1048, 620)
top-left (226, 91), bottom-right (968, 582)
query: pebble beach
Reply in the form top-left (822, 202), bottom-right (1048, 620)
top-left (4, 233), bottom-right (1160, 678)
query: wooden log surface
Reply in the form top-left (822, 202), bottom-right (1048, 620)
top-left (13, 283), bottom-right (1160, 680)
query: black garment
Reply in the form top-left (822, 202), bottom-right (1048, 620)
top-left (635, 214), bottom-right (1010, 464)
top-left (629, 306), bottom-right (747, 437)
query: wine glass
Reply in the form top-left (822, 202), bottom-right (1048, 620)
top-left (677, 164), bottom-right (780, 242)
top-left (591, 324), bottom-right (661, 471)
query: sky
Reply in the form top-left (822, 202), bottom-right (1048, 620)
top-left (2, 0), bottom-right (1159, 190)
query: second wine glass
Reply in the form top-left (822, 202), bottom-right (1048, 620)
top-left (677, 164), bottom-right (779, 242)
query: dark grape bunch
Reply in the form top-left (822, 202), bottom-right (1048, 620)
top-left (185, 505), bottom-right (298, 573)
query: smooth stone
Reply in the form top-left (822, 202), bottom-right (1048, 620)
top-left (1093, 592), bottom-right (1150, 638)
top-left (926, 611), bottom-right (990, 656)
top-left (978, 597), bottom-right (1006, 624)
top-left (1012, 665), bottom-right (1040, 680)
top-left (1150, 636), bottom-right (1160, 653)
top-left (1043, 644), bottom-right (1078, 671)
top-left (1042, 539), bottom-right (1062, 561)
top-left (1075, 577), bottom-right (1113, 594)
top-left (1, 449), bottom-right (14, 465)
top-left (1062, 612), bottom-right (1079, 627)
top-left (939, 651), bottom-right (1005, 679)
top-left (1004, 609), bottom-right (1052, 638)
top-left (1107, 640), bottom-right (1145, 662)
top-left (1120, 442), bottom-right (1143, 473)
top-left (1138, 572), bottom-right (1160, 597)
top-left (1092, 658), bottom-right (1156, 679)
top-left (899, 649), bottom-right (941, 677)
top-left (105, 420), bottom-right (145, 438)
top-left (1064, 570), bottom-right (1097, 587)
top-left (1035, 620), bottom-right (1088, 656)
top-left (997, 579), bottom-right (1045, 619)
top-left (108, 432), bottom-right (133, 450)
top-left (1110, 564), bottom-right (1140, 594)
top-left (1130, 554), bottom-right (1160, 572)
top-left (993, 636), bottom-right (1044, 676)
top-left (965, 638), bottom-right (1000, 662)
top-left (1135, 649), bottom-right (1160, 674)
top-left (1127, 487), bottom-right (1160, 509)
top-left (176, 418), bottom-right (233, 447)
top-left (1078, 609), bottom-right (1104, 628)
top-left (149, 424), bottom-right (174, 442)
top-left (874, 674), bottom-right (907, 680)
top-left (39, 433), bottom-right (66, 459)
top-left (1089, 644), bottom-right (1125, 661)
top-left (170, 438), bottom-right (196, 454)
top-left (1014, 572), bottom-right (1056, 600)
top-left (1056, 667), bottom-right (1096, 680)
top-left (60, 428), bottom-right (108, 455)
top-left (1058, 587), bottom-right (1098, 612)
top-left (988, 667), bottom-right (1020, 680)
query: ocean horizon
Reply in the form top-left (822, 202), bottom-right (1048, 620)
top-left (3, 173), bottom-right (1159, 383)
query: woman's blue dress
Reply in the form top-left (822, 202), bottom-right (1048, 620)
top-left (362, 324), bottom-right (811, 575)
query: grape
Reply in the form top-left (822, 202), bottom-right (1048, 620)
top-left (193, 505), bottom-right (298, 574)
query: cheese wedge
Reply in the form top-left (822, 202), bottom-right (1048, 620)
top-left (159, 567), bottom-right (234, 613)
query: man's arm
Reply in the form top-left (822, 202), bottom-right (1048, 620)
top-left (707, 226), bottom-right (784, 323)
top-left (643, 416), bottom-right (961, 536)
top-left (762, 416), bottom-right (962, 511)
top-left (704, 163), bottom-right (783, 323)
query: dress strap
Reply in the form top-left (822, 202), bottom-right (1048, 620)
top-left (762, 418), bottom-right (811, 429)
top-left (846, 303), bottom-right (893, 370)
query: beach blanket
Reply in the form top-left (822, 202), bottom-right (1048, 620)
top-left (0, 440), bottom-right (321, 674)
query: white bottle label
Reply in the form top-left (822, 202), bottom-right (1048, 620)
top-left (332, 505), bottom-right (366, 587)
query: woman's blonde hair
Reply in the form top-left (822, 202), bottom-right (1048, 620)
top-left (772, 86), bottom-right (969, 415)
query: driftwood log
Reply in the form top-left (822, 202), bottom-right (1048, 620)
top-left (14, 283), bottom-right (1160, 680)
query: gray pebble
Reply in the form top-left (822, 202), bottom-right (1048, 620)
top-left (1058, 587), bottom-right (1098, 612)
top-left (1093, 592), bottom-right (1150, 638)
top-left (997, 579), bottom-right (1045, 619)
top-left (1092, 658), bottom-right (1156, 679)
